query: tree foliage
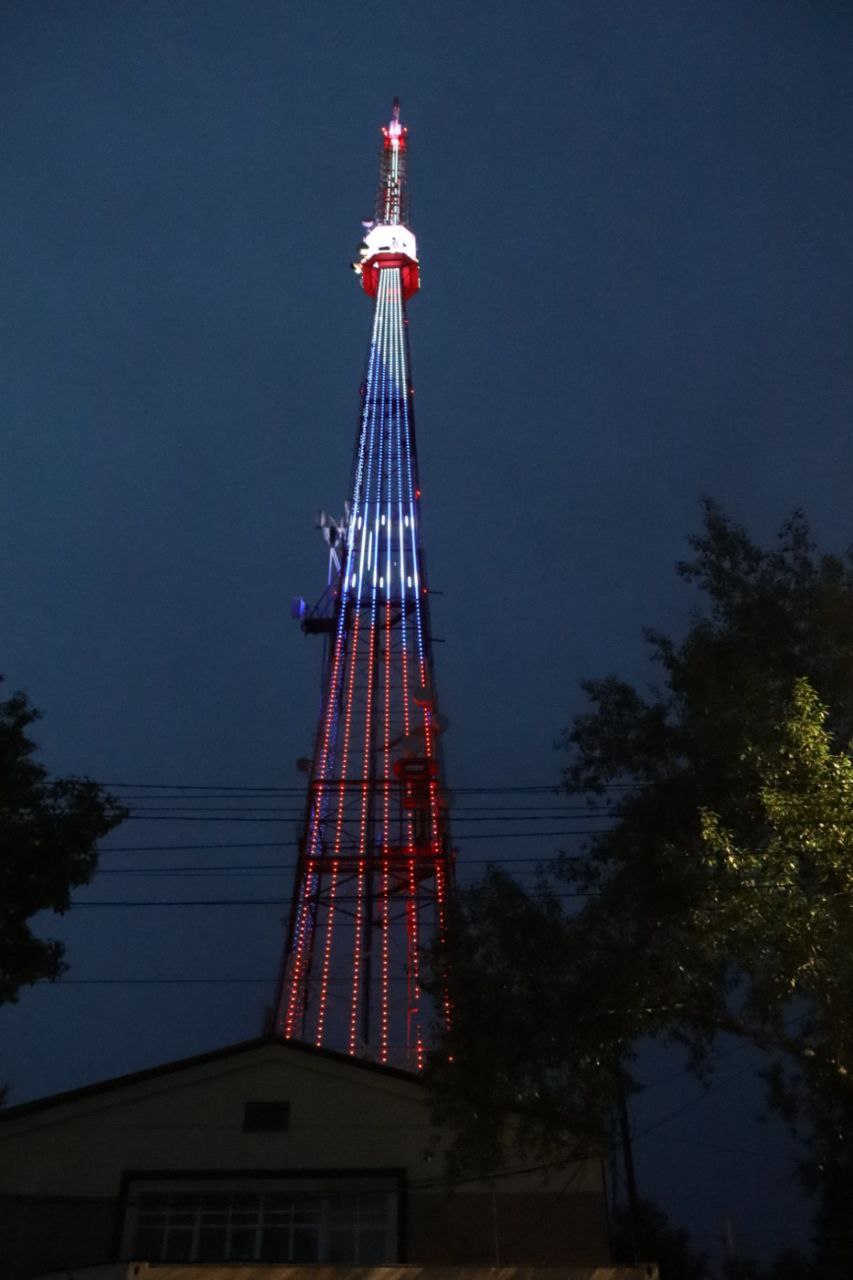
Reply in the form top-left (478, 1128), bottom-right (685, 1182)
top-left (610, 1198), bottom-right (710, 1280)
top-left (0, 684), bottom-right (126, 1004)
top-left (428, 502), bottom-right (853, 1261)
top-left (699, 679), bottom-right (853, 1104)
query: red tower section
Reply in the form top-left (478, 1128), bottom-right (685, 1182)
top-left (275, 101), bottom-right (452, 1070)
top-left (359, 248), bottom-right (419, 304)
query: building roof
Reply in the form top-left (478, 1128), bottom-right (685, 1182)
top-left (0, 1033), bottom-right (422, 1122)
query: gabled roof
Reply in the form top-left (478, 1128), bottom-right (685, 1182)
top-left (0, 1033), bottom-right (422, 1122)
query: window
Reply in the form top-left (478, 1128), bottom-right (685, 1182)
top-left (243, 1100), bottom-right (290, 1132)
top-left (123, 1178), bottom-right (398, 1264)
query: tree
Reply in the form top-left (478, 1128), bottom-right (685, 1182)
top-left (610, 1198), bottom-right (710, 1280)
top-left (427, 502), bottom-right (853, 1261)
top-left (0, 684), bottom-right (126, 1004)
top-left (700, 679), bottom-right (853, 1272)
top-left (699, 679), bottom-right (853, 1114)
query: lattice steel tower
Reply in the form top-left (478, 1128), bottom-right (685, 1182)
top-left (274, 101), bottom-right (453, 1068)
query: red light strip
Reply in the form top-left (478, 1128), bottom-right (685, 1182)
top-left (420, 694), bottom-right (451, 1032)
top-left (315, 857), bottom-right (339, 1046)
top-left (315, 608), bottom-right (362, 1046)
top-left (366, 264), bottom-right (389, 1054)
top-left (400, 588), bottom-right (410, 739)
top-left (380, 599), bottom-right (392, 1063)
top-left (284, 623), bottom-right (347, 1037)
top-left (348, 853), bottom-right (365, 1055)
top-left (381, 288), bottom-right (395, 1065)
top-left (352, 615), bottom-right (377, 1046)
top-left (333, 610), bottom-right (361, 856)
top-left (435, 854), bottom-right (451, 1030)
top-left (381, 859), bottom-right (391, 1062)
top-left (408, 852), bottom-right (421, 1067)
top-left (333, 608), bottom-right (361, 1052)
top-left (389, 263), bottom-right (453, 1053)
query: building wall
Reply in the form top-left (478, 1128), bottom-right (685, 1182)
top-left (0, 1196), bottom-right (115, 1279)
top-left (408, 1189), bottom-right (608, 1266)
top-left (0, 1043), bottom-right (608, 1280)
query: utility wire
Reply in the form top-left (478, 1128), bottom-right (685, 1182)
top-left (101, 781), bottom-right (640, 794)
top-left (96, 841), bottom-right (585, 854)
top-left (114, 818), bottom-right (615, 829)
top-left (98, 828), bottom-right (611, 840)
top-left (66, 891), bottom-right (600, 908)
top-left (60, 875), bottom-right (837, 907)
top-left (91, 854), bottom-right (590, 873)
top-left (112, 806), bottom-right (612, 816)
top-left (111, 802), bottom-right (613, 812)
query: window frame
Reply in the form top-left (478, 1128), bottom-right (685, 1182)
top-left (114, 1168), bottom-right (406, 1265)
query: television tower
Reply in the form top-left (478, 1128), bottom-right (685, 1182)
top-left (275, 100), bottom-right (454, 1069)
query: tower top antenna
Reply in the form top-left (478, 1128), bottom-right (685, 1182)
top-left (376, 98), bottom-right (409, 227)
top-left (352, 99), bottom-right (419, 298)
top-left (382, 98), bottom-right (406, 150)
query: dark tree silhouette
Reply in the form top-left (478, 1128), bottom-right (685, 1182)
top-left (429, 502), bottom-right (853, 1268)
top-left (0, 682), bottom-right (126, 1005)
top-left (611, 1198), bottom-right (710, 1280)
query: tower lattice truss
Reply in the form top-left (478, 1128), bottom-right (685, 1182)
top-left (275, 102), bottom-right (453, 1069)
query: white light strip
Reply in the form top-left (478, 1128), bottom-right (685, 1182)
top-left (356, 272), bottom-right (389, 601)
top-left (394, 275), bottom-right (425, 668)
top-left (395, 296), bottom-right (407, 603)
top-left (385, 286), bottom-right (395, 605)
top-left (348, 277), bottom-right (385, 550)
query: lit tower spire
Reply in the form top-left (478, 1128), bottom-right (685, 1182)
top-left (275, 100), bottom-right (453, 1069)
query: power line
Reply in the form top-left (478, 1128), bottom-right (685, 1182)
top-left (91, 839), bottom-right (591, 849)
top-left (30, 977), bottom-right (283, 988)
top-left (100, 781), bottom-right (645, 797)
top-left (114, 817), bottom-right (615, 829)
top-left (112, 798), bottom-right (614, 808)
top-left (116, 811), bottom-right (611, 821)
top-left (30, 977), bottom-right (408, 986)
top-left (98, 828), bottom-right (611, 842)
top-left (103, 782), bottom-right (571, 793)
top-left (641, 1131), bottom-right (799, 1165)
top-left (64, 879), bottom-right (853, 907)
top-left (91, 854), bottom-right (591, 874)
top-left (68, 890), bottom-right (600, 908)
top-left (632, 1059), bottom-right (774, 1146)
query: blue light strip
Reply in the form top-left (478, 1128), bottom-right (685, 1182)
top-left (369, 267), bottom-right (389, 605)
top-left (348, 269), bottom-right (386, 595)
top-left (393, 283), bottom-right (426, 673)
top-left (385, 299), bottom-right (394, 607)
top-left (356, 271), bottom-right (390, 603)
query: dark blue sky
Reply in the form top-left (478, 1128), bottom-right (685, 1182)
top-left (2, 0), bottom-right (852, 1265)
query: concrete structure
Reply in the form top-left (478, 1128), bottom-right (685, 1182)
top-left (0, 1037), bottom-right (653, 1280)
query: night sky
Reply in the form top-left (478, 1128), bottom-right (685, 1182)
top-left (3, 0), bottom-right (853, 1266)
